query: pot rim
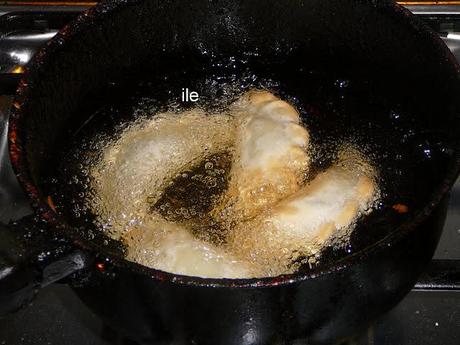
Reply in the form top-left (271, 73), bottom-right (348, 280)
top-left (8, 0), bottom-right (460, 288)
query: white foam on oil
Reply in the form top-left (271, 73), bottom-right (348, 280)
top-left (88, 109), bottom-right (236, 240)
top-left (83, 91), bottom-right (380, 278)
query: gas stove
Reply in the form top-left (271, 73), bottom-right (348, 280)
top-left (0, 3), bottom-right (459, 345)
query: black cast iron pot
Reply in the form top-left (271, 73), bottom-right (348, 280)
top-left (1, 0), bottom-right (460, 344)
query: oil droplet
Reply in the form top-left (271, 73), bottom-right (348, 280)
top-left (389, 110), bottom-right (400, 120)
top-left (334, 79), bottom-right (349, 89)
top-left (423, 148), bottom-right (432, 158)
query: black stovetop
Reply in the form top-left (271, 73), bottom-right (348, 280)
top-left (0, 4), bottom-right (459, 345)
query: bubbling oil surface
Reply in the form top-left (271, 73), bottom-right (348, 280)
top-left (87, 109), bottom-right (237, 241)
top-left (63, 91), bottom-right (378, 278)
top-left (48, 55), bottom-right (453, 278)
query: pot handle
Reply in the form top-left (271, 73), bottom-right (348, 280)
top-left (414, 259), bottom-right (460, 291)
top-left (0, 215), bottom-right (91, 317)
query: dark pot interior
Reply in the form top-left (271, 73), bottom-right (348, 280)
top-left (6, 0), bottom-right (460, 343)
top-left (9, 0), bottom-right (460, 284)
